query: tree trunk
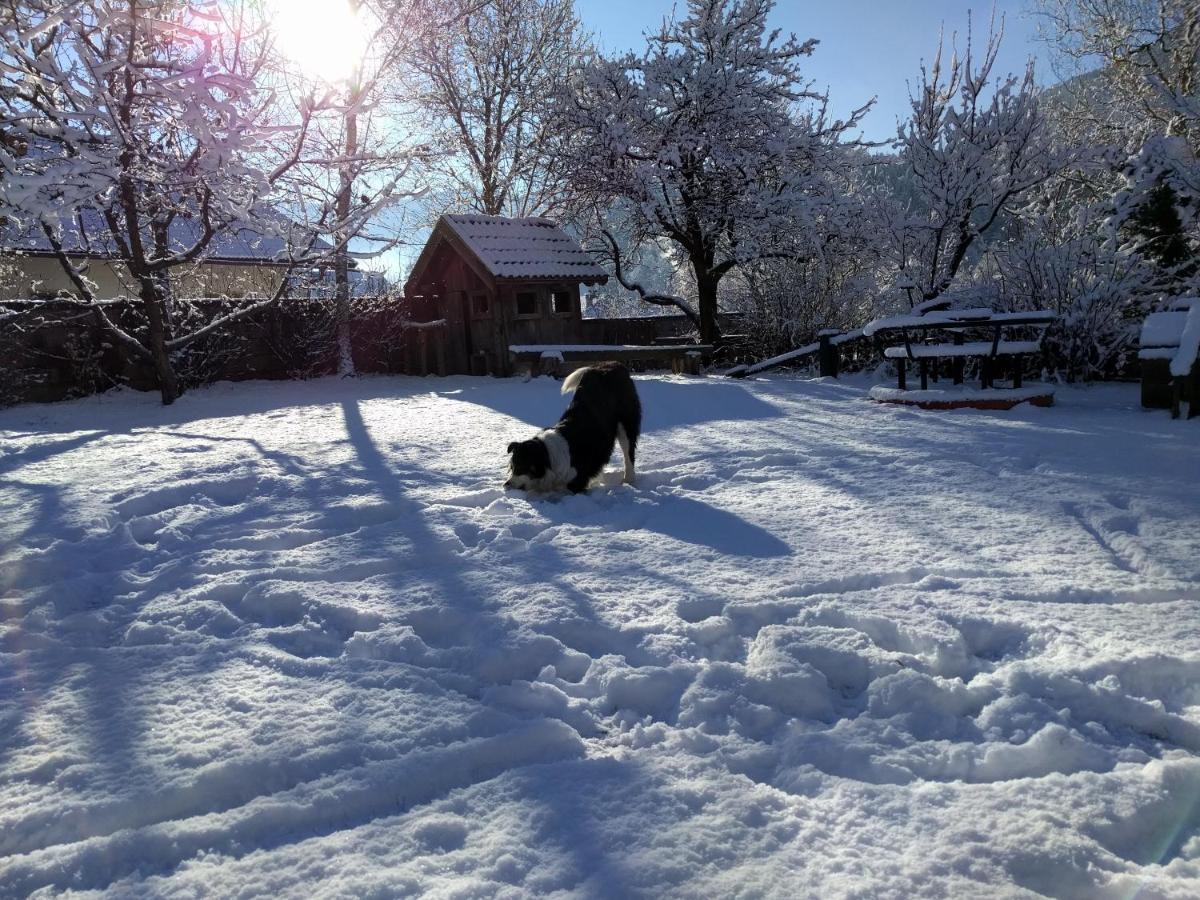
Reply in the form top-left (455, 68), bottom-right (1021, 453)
top-left (140, 279), bottom-right (180, 405)
top-left (335, 0), bottom-right (362, 377)
top-left (695, 272), bottom-right (722, 346)
top-left (334, 112), bottom-right (358, 377)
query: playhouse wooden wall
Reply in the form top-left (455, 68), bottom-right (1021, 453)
top-left (406, 239), bottom-right (584, 376)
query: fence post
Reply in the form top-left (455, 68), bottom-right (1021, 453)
top-left (817, 329), bottom-right (840, 378)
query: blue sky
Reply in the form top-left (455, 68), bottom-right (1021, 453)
top-left (576, 0), bottom-right (1050, 144)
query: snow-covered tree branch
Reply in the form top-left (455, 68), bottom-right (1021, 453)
top-left (0, 0), bottom-right (345, 403)
top-left (891, 15), bottom-right (1062, 308)
top-left (410, 0), bottom-right (590, 219)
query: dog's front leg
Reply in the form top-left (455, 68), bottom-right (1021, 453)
top-left (567, 473), bottom-right (590, 494)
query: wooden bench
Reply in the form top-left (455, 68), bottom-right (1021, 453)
top-left (1139, 297), bottom-right (1200, 419)
top-left (509, 343), bottom-right (713, 377)
top-left (864, 305), bottom-right (1055, 391)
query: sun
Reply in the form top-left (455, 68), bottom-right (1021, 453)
top-left (268, 0), bottom-right (372, 84)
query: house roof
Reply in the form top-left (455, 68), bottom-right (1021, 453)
top-left (405, 214), bottom-right (609, 293)
top-left (1, 207), bottom-right (331, 266)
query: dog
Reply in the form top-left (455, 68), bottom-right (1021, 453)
top-left (505, 362), bottom-right (642, 494)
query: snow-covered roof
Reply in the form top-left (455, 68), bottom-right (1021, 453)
top-left (0, 208), bottom-right (328, 265)
top-left (438, 214), bottom-right (608, 284)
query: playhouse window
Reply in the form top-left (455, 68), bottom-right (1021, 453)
top-left (515, 291), bottom-right (538, 316)
top-left (551, 289), bottom-right (572, 315)
top-left (471, 293), bottom-right (489, 316)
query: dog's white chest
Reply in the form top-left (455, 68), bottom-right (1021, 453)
top-left (537, 430), bottom-right (576, 489)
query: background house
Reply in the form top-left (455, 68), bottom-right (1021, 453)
top-left (0, 212), bottom-right (367, 302)
top-left (404, 214), bottom-right (609, 375)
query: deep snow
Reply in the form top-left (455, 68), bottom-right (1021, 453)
top-left (1, 373), bottom-right (1199, 898)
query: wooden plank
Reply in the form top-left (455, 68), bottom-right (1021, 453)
top-left (509, 344), bottom-right (712, 363)
top-left (883, 340), bottom-right (1042, 359)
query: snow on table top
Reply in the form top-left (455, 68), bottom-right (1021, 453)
top-left (2, 375), bottom-right (1199, 897)
top-left (1141, 310), bottom-right (1187, 347)
top-left (443, 214), bottom-right (608, 281)
top-left (863, 308), bottom-right (1054, 337)
top-left (882, 340), bottom-right (1042, 358)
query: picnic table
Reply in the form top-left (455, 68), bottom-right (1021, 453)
top-left (863, 302), bottom-right (1056, 391)
top-left (509, 343), bottom-right (713, 377)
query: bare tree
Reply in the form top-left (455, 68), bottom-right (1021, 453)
top-left (0, 0), bottom-right (335, 404)
top-left (892, 16), bottom-right (1061, 307)
top-left (410, 0), bottom-right (590, 218)
top-left (1035, 0), bottom-right (1198, 140)
top-left (278, 0), bottom-right (441, 376)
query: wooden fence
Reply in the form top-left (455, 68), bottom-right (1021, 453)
top-left (1, 301), bottom-right (725, 406)
top-left (0, 296), bottom-right (449, 406)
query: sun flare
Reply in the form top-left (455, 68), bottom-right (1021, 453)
top-left (268, 0), bottom-right (372, 84)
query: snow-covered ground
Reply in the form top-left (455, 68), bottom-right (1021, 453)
top-left (2, 373), bottom-right (1199, 898)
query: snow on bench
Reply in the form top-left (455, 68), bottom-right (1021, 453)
top-left (1138, 299), bottom-right (1200, 419)
top-left (883, 340), bottom-right (1042, 359)
top-left (863, 308), bottom-right (1055, 337)
top-left (1138, 302), bottom-right (1200, 376)
top-left (1137, 300), bottom-right (1200, 422)
top-left (1172, 305), bottom-right (1200, 378)
top-left (509, 344), bottom-right (665, 354)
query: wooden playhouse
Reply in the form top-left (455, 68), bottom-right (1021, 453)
top-left (403, 214), bottom-right (609, 376)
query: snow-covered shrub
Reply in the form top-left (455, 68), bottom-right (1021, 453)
top-left (1114, 136), bottom-right (1200, 285)
top-left (169, 299), bottom-right (255, 391)
top-left (262, 293), bottom-right (438, 379)
top-left (979, 228), bottom-right (1157, 380)
top-left (728, 257), bottom-right (880, 361)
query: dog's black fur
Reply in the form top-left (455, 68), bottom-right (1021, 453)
top-left (506, 362), bottom-right (642, 493)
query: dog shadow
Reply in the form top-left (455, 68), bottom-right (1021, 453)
top-left (631, 488), bottom-right (792, 559)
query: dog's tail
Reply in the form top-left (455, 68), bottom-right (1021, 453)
top-left (561, 367), bottom-right (586, 395)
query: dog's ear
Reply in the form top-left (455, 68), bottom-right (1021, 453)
top-left (507, 442), bottom-right (518, 454)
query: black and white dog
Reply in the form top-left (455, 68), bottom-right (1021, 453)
top-left (505, 362), bottom-right (642, 494)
